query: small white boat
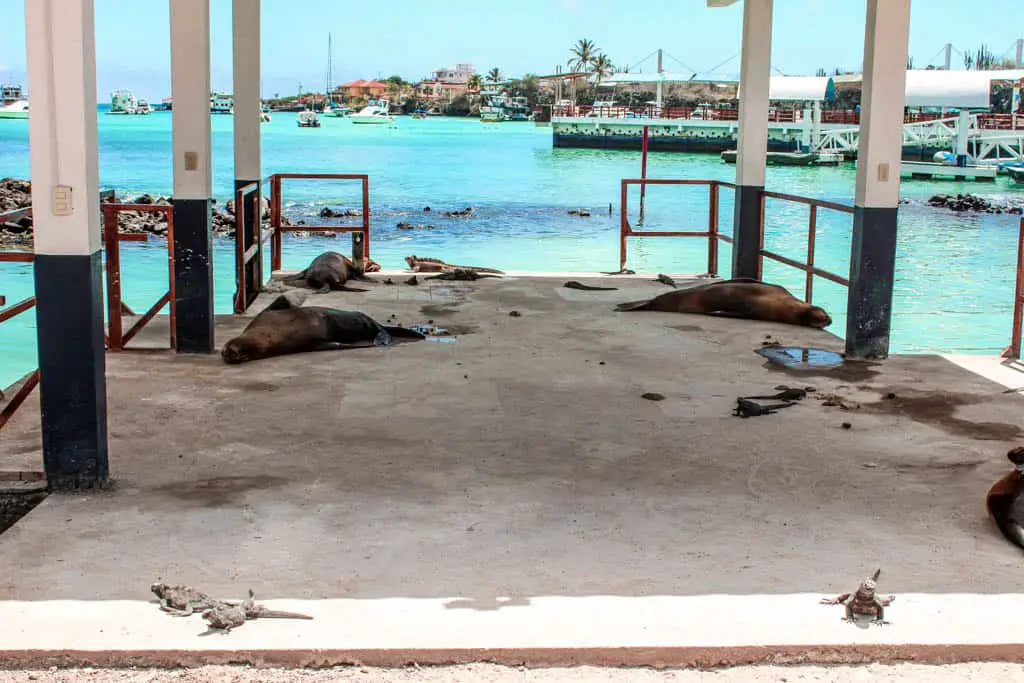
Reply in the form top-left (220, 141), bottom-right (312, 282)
top-left (328, 104), bottom-right (352, 117)
top-left (0, 84), bottom-right (29, 119)
top-left (350, 98), bottom-right (395, 125)
top-left (297, 109), bottom-right (320, 128)
top-left (136, 98), bottom-right (153, 115)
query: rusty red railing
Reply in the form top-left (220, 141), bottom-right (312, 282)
top-left (268, 173), bottom-right (371, 273)
top-left (233, 178), bottom-right (274, 314)
top-left (1003, 215), bottom-right (1024, 360)
top-left (619, 178), bottom-right (735, 276)
top-left (619, 179), bottom-right (852, 306)
top-left (759, 191), bottom-right (853, 302)
top-left (0, 250), bottom-right (38, 432)
top-left (101, 202), bottom-right (176, 351)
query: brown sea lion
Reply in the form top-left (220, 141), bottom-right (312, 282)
top-left (986, 446), bottom-right (1024, 551)
top-left (404, 255), bottom-right (504, 275)
top-left (221, 295), bottom-right (425, 364)
top-left (614, 278), bottom-right (832, 328)
top-left (283, 251), bottom-right (374, 293)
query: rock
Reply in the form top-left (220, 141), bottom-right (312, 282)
top-left (320, 207), bottom-right (341, 218)
top-left (927, 193), bottom-right (1021, 214)
top-left (397, 222), bottom-right (413, 230)
top-left (133, 194), bottom-right (154, 205)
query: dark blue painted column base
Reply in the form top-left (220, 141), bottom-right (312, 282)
top-left (172, 198), bottom-right (214, 354)
top-left (33, 252), bottom-right (109, 490)
top-left (845, 206), bottom-right (898, 359)
top-left (731, 184), bottom-right (763, 279)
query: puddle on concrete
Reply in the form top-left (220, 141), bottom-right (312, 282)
top-left (756, 346), bottom-right (880, 382)
top-left (756, 346), bottom-right (844, 369)
top-left (407, 323), bottom-right (457, 343)
top-left (152, 475), bottom-right (288, 508)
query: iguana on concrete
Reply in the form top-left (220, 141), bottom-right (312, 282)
top-left (405, 255), bottom-right (504, 274)
top-left (203, 589), bottom-right (314, 632)
top-left (425, 268), bottom-right (501, 281)
top-left (151, 582), bottom-right (235, 617)
top-left (819, 568), bottom-right (895, 625)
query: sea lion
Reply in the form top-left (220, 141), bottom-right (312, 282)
top-left (405, 255), bottom-right (504, 275)
top-left (283, 251), bottom-right (374, 293)
top-left (614, 277), bottom-right (832, 328)
top-left (986, 446), bottom-right (1024, 551)
top-left (221, 295), bottom-right (424, 364)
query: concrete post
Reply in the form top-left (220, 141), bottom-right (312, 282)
top-left (845, 0), bottom-right (911, 359)
top-left (24, 0), bottom-right (109, 489)
top-left (233, 0), bottom-right (262, 308)
top-left (170, 0), bottom-right (214, 353)
top-left (655, 49), bottom-right (664, 110)
top-left (731, 0), bottom-right (773, 279)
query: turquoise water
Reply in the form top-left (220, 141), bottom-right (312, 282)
top-left (1, 112), bottom-right (1023, 387)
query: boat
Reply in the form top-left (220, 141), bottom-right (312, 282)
top-left (210, 92), bottom-right (234, 115)
top-left (260, 104), bottom-right (272, 123)
top-left (1009, 165), bottom-right (1024, 185)
top-left (297, 109), bottom-right (320, 128)
top-left (0, 84), bottom-right (29, 119)
top-left (722, 150), bottom-right (819, 167)
top-left (350, 98), bottom-right (395, 124)
top-left (411, 108), bottom-right (428, 120)
top-left (108, 89), bottom-right (138, 114)
top-left (327, 103), bottom-right (351, 117)
top-left (135, 98), bottom-right (152, 114)
top-left (479, 90), bottom-right (509, 122)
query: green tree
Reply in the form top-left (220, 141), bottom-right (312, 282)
top-left (487, 68), bottom-right (502, 84)
top-left (591, 54), bottom-right (614, 82)
top-left (467, 74), bottom-right (483, 92)
top-left (569, 38), bottom-right (597, 73)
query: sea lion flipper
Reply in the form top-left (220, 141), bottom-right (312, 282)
top-left (615, 299), bottom-right (652, 312)
top-left (382, 325), bottom-right (427, 341)
top-left (373, 329), bottom-right (393, 347)
top-left (995, 517), bottom-right (1024, 551)
top-left (338, 286), bottom-right (370, 293)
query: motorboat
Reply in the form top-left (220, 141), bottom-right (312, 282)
top-left (297, 109), bottom-right (321, 128)
top-left (350, 98), bottom-right (395, 124)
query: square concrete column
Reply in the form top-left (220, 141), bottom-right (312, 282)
top-left (171, 0), bottom-right (215, 353)
top-left (845, 0), bottom-right (911, 359)
top-left (731, 0), bottom-right (773, 279)
top-left (24, 0), bottom-right (108, 489)
top-left (233, 0), bottom-right (262, 309)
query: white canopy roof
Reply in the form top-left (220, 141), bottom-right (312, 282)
top-left (766, 76), bottom-right (831, 101)
top-left (597, 72), bottom-right (697, 86)
top-left (903, 70), bottom-right (992, 108)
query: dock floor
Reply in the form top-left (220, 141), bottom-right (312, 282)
top-left (2, 273), bottom-right (1024, 667)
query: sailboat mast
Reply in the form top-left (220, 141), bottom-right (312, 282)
top-left (326, 33), bottom-right (333, 104)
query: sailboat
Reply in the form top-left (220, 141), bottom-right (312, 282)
top-left (323, 33), bottom-right (349, 117)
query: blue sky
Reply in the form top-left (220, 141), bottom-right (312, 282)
top-left (0, 0), bottom-right (1021, 101)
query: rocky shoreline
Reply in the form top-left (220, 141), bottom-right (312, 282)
top-left (0, 178), bottom-right (343, 249)
top-left (927, 193), bottom-right (1023, 215)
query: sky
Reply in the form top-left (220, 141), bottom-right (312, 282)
top-left (0, 0), bottom-right (1022, 101)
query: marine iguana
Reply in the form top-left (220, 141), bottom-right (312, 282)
top-left (404, 255), bottom-right (504, 274)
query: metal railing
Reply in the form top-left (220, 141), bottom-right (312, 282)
top-left (0, 266), bottom-right (38, 432)
top-left (101, 202), bottom-right (176, 351)
top-left (268, 173), bottom-right (371, 272)
top-left (619, 178), bottom-right (734, 275)
top-left (759, 191), bottom-right (853, 302)
top-left (619, 179), bottom-right (851, 307)
top-left (233, 178), bottom-right (273, 314)
top-left (1003, 215), bottom-right (1024, 359)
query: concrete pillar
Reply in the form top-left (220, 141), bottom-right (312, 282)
top-left (731, 0), bottom-right (772, 279)
top-left (170, 0), bottom-right (214, 353)
top-left (845, 0), bottom-right (911, 359)
top-left (24, 0), bottom-right (108, 489)
top-left (233, 0), bottom-right (262, 308)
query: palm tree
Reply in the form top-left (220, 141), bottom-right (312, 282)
top-left (467, 74), bottom-right (483, 92)
top-left (591, 53), bottom-right (614, 82)
top-left (569, 39), bottom-right (597, 73)
top-left (487, 67), bottom-right (502, 84)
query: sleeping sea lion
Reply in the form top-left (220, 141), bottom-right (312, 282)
top-left (283, 251), bottom-right (374, 293)
top-left (614, 277), bottom-right (832, 328)
top-left (986, 446), bottom-right (1024, 551)
top-left (221, 295), bottom-right (425, 364)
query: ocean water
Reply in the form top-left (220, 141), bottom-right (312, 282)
top-left (1, 112), bottom-right (1023, 387)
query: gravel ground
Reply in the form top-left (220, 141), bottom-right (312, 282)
top-left (3, 664), bottom-right (1024, 682)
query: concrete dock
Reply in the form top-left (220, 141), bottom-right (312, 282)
top-left (2, 273), bottom-right (1024, 668)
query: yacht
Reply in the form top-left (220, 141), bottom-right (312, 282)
top-left (0, 84), bottom-right (29, 119)
top-left (349, 98), bottom-right (395, 125)
top-left (108, 89), bottom-right (138, 114)
top-left (297, 109), bottom-right (321, 128)
top-left (135, 98), bottom-right (153, 114)
top-left (210, 92), bottom-right (234, 115)
top-left (327, 103), bottom-right (352, 117)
